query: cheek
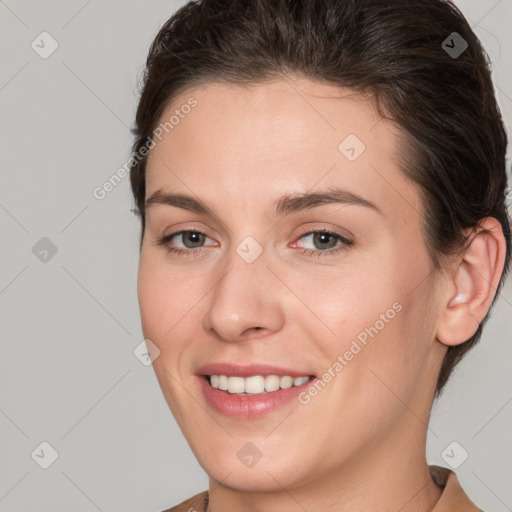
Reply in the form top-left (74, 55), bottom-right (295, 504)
top-left (137, 253), bottom-right (194, 349)
top-left (136, 255), bottom-right (204, 421)
top-left (335, 280), bottom-right (439, 406)
top-left (137, 259), bottom-right (167, 341)
top-left (299, 255), bottom-right (435, 392)
top-left (285, 262), bottom-right (402, 348)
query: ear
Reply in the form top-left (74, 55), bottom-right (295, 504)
top-left (436, 217), bottom-right (507, 347)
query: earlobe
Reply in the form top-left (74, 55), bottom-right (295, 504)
top-left (436, 217), bottom-right (506, 347)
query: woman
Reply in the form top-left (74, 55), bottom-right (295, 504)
top-left (129, 0), bottom-right (510, 510)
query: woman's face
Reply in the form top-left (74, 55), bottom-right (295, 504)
top-left (137, 77), bottom-right (447, 491)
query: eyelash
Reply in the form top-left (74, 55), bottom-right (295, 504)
top-left (156, 228), bottom-right (354, 259)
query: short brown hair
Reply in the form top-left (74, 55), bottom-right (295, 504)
top-left (130, 0), bottom-right (511, 397)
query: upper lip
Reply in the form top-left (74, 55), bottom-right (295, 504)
top-left (196, 363), bottom-right (315, 378)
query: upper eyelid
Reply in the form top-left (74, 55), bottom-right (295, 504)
top-left (294, 225), bottom-right (352, 240)
top-left (151, 212), bottom-right (354, 239)
top-left (159, 229), bottom-right (216, 245)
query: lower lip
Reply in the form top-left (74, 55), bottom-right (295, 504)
top-left (197, 376), bottom-right (316, 419)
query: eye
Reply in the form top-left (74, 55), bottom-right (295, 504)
top-left (292, 229), bottom-right (353, 258)
top-left (156, 228), bottom-right (353, 258)
top-left (156, 230), bottom-right (215, 256)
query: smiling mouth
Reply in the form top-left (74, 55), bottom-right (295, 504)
top-left (206, 374), bottom-right (314, 396)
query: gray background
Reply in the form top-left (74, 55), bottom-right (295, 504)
top-left (0, 1), bottom-right (511, 510)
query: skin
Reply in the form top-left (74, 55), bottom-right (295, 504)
top-left (137, 76), bottom-right (506, 511)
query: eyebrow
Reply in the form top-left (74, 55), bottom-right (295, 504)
top-left (144, 186), bottom-right (381, 217)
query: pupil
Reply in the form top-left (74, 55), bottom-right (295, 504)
top-left (185, 232), bottom-right (204, 248)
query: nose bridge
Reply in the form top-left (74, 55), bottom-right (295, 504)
top-left (203, 238), bottom-right (284, 342)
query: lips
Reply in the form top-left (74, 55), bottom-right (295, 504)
top-left (195, 363), bottom-right (318, 419)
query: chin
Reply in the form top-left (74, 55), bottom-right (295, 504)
top-left (204, 463), bottom-right (303, 493)
top-left (192, 439), bottom-right (315, 492)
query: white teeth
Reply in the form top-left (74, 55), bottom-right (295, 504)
top-left (227, 376), bottom-right (245, 394)
top-left (245, 375), bottom-right (265, 394)
top-left (218, 375), bottom-right (228, 391)
top-left (265, 375), bottom-right (280, 392)
top-left (208, 374), bottom-right (312, 395)
top-left (280, 376), bottom-right (294, 389)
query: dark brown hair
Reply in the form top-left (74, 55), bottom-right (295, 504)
top-left (130, 0), bottom-right (511, 397)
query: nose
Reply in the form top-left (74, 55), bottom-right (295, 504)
top-left (202, 245), bottom-right (285, 343)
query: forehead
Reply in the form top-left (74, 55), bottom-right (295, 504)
top-left (145, 77), bottom-right (422, 222)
